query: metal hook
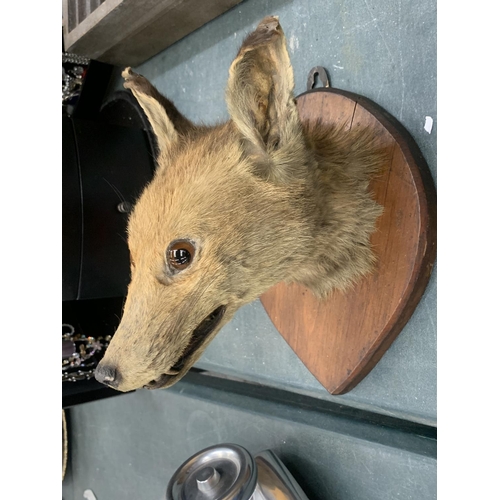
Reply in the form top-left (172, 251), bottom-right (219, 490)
top-left (306, 66), bottom-right (331, 90)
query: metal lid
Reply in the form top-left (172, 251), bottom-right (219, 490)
top-left (166, 444), bottom-right (257, 500)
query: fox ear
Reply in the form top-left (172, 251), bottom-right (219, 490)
top-left (226, 17), bottom-right (303, 177)
top-left (122, 68), bottom-right (194, 154)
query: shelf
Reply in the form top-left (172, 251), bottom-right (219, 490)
top-left (62, 0), bottom-right (243, 66)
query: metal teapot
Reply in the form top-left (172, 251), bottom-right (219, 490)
top-left (166, 443), bottom-right (309, 500)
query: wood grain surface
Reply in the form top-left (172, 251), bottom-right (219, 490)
top-left (260, 88), bottom-right (436, 395)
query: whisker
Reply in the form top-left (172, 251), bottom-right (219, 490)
top-left (103, 178), bottom-right (126, 203)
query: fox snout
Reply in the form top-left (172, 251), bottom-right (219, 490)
top-left (96, 262), bottom-right (235, 392)
top-left (94, 17), bottom-right (384, 392)
top-left (96, 305), bottom-right (228, 392)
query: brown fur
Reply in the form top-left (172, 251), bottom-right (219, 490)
top-left (95, 17), bottom-right (385, 392)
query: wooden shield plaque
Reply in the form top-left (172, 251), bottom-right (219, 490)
top-left (260, 86), bottom-right (436, 395)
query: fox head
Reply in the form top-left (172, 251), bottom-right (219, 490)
top-left (94, 17), bottom-right (383, 392)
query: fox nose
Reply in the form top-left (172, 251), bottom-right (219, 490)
top-left (94, 363), bottom-right (120, 388)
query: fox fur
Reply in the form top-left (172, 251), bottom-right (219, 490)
top-left (95, 16), bottom-right (384, 392)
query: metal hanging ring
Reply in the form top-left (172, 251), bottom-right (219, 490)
top-left (306, 66), bottom-right (331, 90)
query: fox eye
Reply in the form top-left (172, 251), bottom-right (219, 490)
top-left (167, 240), bottom-right (195, 271)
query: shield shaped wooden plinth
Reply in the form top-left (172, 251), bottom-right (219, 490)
top-left (260, 88), bottom-right (436, 395)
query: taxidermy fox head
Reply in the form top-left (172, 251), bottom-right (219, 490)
top-left (95, 16), bottom-right (384, 392)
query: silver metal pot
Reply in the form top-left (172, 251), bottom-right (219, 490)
top-left (166, 443), bottom-right (309, 500)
